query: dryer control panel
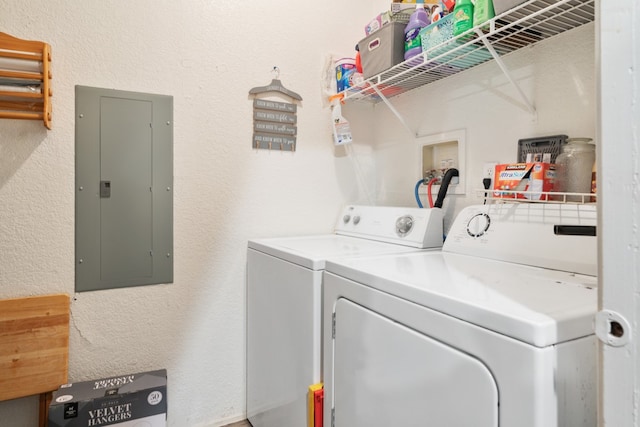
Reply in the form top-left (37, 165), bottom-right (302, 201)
top-left (443, 203), bottom-right (597, 276)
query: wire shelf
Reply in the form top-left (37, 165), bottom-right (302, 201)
top-left (476, 189), bottom-right (596, 204)
top-left (343, 0), bottom-right (595, 103)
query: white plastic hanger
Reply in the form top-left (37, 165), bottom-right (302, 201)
top-left (249, 67), bottom-right (302, 101)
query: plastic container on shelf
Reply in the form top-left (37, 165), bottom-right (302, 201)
top-left (554, 137), bottom-right (596, 201)
top-left (335, 58), bottom-right (356, 92)
top-left (431, 4), bottom-right (444, 23)
top-left (473, 0), bottom-right (495, 28)
top-left (404, 1), bottom-right (431, 62)
top-left (443, 0), bottom-right (456, 12)
top-left (453, 0), bottom-right (475, 36)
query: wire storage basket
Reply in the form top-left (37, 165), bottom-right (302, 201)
top-left (517, 134), bottom-right (568, 163)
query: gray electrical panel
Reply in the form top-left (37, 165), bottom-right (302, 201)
top-left (75, 86), bottom-right (173, 292)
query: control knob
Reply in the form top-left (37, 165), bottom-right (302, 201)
top-left (396, 215), bottom-right (414, 237)
top-left (467, 213), bottom-right (491, 237)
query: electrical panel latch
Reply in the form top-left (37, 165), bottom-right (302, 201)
top-left (100, 180), bottom-right (111, 198)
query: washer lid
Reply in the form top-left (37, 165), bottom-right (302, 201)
top-left (248, 235), bottom-right (432, 270)
top-left (325, 251), bottom-right (597, 347)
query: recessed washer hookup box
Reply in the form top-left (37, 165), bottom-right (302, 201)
top-left (49, 369), bottom-right (167, 427)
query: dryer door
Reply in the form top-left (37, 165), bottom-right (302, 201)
top-left (333, 298), bottom-right (499, 427)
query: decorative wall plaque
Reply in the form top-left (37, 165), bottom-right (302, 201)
top-left (249, 68), bottom-right (302, 151)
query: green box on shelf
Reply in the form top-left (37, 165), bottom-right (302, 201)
top-left (419, 14), bottom-right (493, 70)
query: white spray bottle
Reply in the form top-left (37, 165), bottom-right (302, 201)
top-left (330, 94), bottom-right (352, 145)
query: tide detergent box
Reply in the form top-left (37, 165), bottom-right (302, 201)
top-left (493, 162), bottom-right (555, 200)
top-left (49, 369), bottom-right (167, 427)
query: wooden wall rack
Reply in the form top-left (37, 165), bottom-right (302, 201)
top-left (0, 32), bottom-right (52, 129)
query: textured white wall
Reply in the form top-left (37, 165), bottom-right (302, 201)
top-left (0, 1), bottom-right (595, 426)
top-left (0, 1), bottom-right (383, 426)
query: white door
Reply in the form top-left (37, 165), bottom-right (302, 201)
top-left (597, 1), bottom-right (640, 425)
top-left (332, 298), bottom-right (498, 427)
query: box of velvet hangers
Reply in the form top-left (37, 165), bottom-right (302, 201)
top-left (48, 369), bottom-right (167, 427)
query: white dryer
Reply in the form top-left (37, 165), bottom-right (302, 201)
top-left (323, 203), bottom-right (598, 427)
top-left (246, 205), bottom-right (444, 427)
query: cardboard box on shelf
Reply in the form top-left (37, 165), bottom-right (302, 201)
top-left (365, 11), bottom-right (392, 36)
top-left (48, 369), bottom-right (167, 427)
top-left (493, 162), bottom-right (556, 200)
top-left (391, 2), bottom-right (418, 13)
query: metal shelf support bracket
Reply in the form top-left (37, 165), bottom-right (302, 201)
top-left (371, 85), bottom-right (416, 137)
top-left (475, 28), bottom-right (537, 120)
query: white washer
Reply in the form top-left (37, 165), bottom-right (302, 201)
top-left (323, 203), bottom-right (598, 427)
top-left (247, 205), bottom-right (444, 427)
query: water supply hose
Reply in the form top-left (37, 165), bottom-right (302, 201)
top-left (414, 179), bottom-right (425, 208)
top-left (433, 168), bottom-right (459, 208)
top-left (414, 177), bottom-right (439, 208)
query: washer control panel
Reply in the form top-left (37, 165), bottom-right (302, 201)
top-left (335, 205), bottom-right (443, 249)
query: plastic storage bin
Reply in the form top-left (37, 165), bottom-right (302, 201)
top-left (420, 13), bottom-right (493, 69)
top-left (358, 22), bottom-right (406, 79)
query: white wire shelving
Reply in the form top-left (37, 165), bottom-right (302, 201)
top-left (476, 189), bottom-right (596, 204)
top-left (342, 0), bottom-right (595, 108)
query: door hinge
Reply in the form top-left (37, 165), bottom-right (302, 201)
top-left (332, 312), bottom-right (336, 339)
